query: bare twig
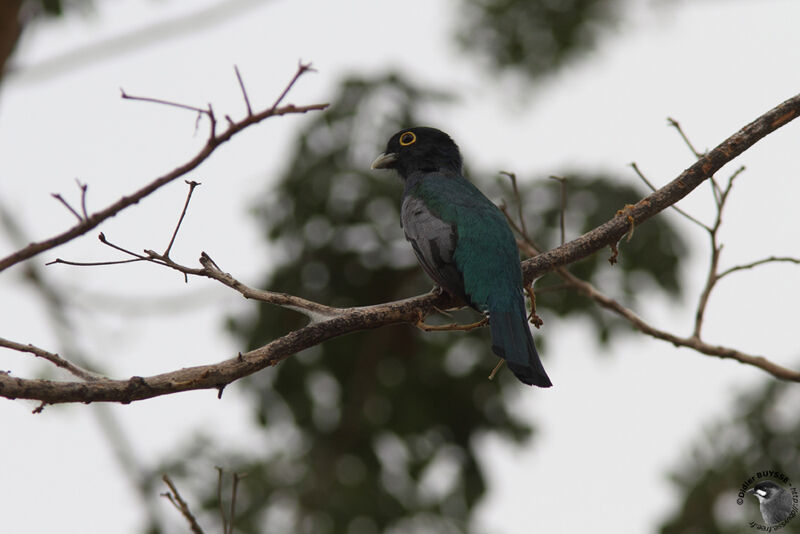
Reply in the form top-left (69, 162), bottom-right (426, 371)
top-left (629, 162), bottom-right (710, 231)
top-left (0, 337), bottom-right (102, 381)
top-left (234, 65), bottom-right (252, 116)
top-left (548, 175), bottom-right (568, 245)
top-left (121, 88), bottom-right (209, 115)
top-left (718, 256), bottom-right (800, 279)
top-left (228, 472), bottom-right (246, 534)
top-left (76, 179), bottom-right (89, 220)
top-left (667, 117), bottom-right (704, 159)
top-left (161, 475), bottom-right (205, 534)
top-left (500, 171), bottom-right (528, 238)
top-left (215, 467), bottom-right (228, 534)
top-left (51, 193), bottom-right (83, 222)
top-left (692, 164), bottom-right (746, 338)
top-left (46, 257), bottom-right (142, 267)
top-left (164, 180), bottom-right (200, 258)
top-left (270, 60), bottom-right (315, 112)
top-left (668, 116), bottom-right (723, 206)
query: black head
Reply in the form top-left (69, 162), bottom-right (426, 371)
top-left (371, 127), bottom-right (462, 179)
top-left (747, 481), bottom-right (785, 501)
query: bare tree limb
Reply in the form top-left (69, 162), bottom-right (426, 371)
top-left (0, 64), bottom-right (327, 273)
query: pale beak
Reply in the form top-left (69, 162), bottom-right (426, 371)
top-left (370, 152), bottom-right (398, 169)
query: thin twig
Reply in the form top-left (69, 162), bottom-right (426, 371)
top-left (161, 475), bottom-right (205, 534)
top-left (46, 257), bottom-right (143, 267)
top-left (668, 116), bottom-right (722, 205)
top-left (75, 179), bottom-right (89, 219)
top-left (548, 175), bottom-right (567, 245)
top-left (164, 180), bottom-right (201, 258)
top-left (216, 467), bottom-right (228, 534)
top-left (234, 65), bottom-right (252, 116)
top-left (667, 117), bottom-right (704, 159)
top-left (98, 232), bottom-right (150, 260)
top-left (121, 88), bottom-right (209, 115)
top-left (51, 193), bottom-right (83, 222)
top-left (270, 60), bottom-right (315, 112)
top-left (692, 164), bottom-right (746, 338)
top-left (629, 162), bottom-right (711, 232)
top-left (500, 171), bottom-right (528, 238)
top-left (228, 472), bottom-right (246, 534)
top-left (717, 256), bottom-right (800, 280)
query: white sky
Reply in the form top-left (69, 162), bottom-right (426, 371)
top-left (1, 0), bottom-right (799, 533)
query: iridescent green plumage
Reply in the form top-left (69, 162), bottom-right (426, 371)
top-left (372, 127), bottom-right (551, 387)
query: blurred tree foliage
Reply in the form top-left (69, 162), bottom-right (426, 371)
top-left (143, 72), bottom-right (686, 533)
top-left (456, 0), bottom-right (619, 79)
top-left (658, 380), bottom-right (800, 534)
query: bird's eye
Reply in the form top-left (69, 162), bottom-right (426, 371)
top-left (399, 131), bottom-right (416, 146)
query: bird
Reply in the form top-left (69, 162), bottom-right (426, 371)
top-left (746, 480), bottom-right (794, 526)
top-left (371, 126), bottom-right (552, 387)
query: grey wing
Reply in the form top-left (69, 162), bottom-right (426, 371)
top-left (401, 195), bottom-right (466, 299)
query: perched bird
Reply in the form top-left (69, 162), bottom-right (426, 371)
top-left (747, 480), bottom-right (794, 526)
top-left (371, 127), bottom-right (552, 387)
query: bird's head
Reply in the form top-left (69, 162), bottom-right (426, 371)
top-left (746, 481), bottom-right (784, 502)
top-left (371, 127), bottom-right (463, 179)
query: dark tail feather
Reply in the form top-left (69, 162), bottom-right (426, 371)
top-left (489, 305), bottom-right (552, 388)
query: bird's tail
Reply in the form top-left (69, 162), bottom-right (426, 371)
top-left (488, 297), bottom-right (552, 387)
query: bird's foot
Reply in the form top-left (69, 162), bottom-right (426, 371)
top-left (524, 284), bottom-right (544, 328)
top-left (615, 203), bottom-right (637, 243)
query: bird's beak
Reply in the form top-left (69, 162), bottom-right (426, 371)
top-left (746, 488), bottom-right (755, 495)
top-left (370, 152), bottom-right (397, 169)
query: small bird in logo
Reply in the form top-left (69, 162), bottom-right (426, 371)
top-left (371, 127), bottom-right (552, 387)
top-left (746, 480), bottom-right (794, 526)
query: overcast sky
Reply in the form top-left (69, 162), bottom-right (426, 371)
top-left (1, 1), bottom-right (799, 533)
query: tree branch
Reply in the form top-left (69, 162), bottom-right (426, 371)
top-left (2, 91), bottom-right (800, 404)
top-left (0, 64), bottom-right (327, 273)
top-left (519, 91), bottom-right (800, 283)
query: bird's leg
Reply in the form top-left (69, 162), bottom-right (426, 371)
top-left (615, 203), bottom-right (637, 242)
top-left (488, 359), bottom-right (505, 380)
top-left (524, 284), bottom-right (544, 328)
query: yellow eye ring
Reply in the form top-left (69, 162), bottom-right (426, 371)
top-left (399, 131), bottom-right (416, 146)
